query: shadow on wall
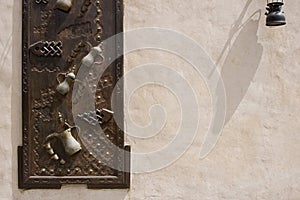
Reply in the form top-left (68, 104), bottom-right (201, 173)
top-left (222, 13), bottom-right (263, 124)
top-left (217, 0), bottom-right (263, 124)
top-left (200, 1), bottom-right (263, 159)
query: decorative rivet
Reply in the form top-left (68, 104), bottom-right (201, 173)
top-left (47, 149), bottom-right (54, 155)
top-left (51, 154), bottom-right (59, 160)
top-left (60, 159), bottom-right (66, 165)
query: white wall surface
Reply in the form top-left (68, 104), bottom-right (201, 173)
top-left (0, 0), bottom-right (299, 199)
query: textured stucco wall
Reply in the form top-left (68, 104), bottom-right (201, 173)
top-left (0, 0), bottom-right (300, 199)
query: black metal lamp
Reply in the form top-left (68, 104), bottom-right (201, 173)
top-left (265, 0), bottom-right (286, 26)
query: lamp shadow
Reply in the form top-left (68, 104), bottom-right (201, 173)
top-left (210, 0), bottom-right (263, 125)
top-left (222, 13), bottom-right (263, 124)
top-left (211, 0), bottom-right (263, 125)
top-left (200, 1), bottom-right (263, 158)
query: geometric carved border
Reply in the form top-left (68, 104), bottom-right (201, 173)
top-left (18, 146), bottom-right (130, 189)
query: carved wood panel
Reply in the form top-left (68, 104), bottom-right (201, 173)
top-left (18, 0), bottom-right (130, 189)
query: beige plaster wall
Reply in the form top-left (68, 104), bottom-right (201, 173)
top-left (0, 0), bottom-right (299, 199)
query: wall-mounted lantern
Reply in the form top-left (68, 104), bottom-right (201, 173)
top-left (265, 0), bottom-right (286, 26)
